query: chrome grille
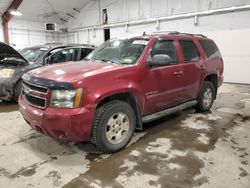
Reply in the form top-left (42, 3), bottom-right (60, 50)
top-left (22, 81), bottom-right (48, 109)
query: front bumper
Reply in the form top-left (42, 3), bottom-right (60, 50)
top-left (19, 95), bottom-right (95, 142)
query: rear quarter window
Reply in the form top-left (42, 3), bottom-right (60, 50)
top-left (199, 40), bottom-right (221, 60)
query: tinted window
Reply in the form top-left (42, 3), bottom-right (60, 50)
top-left (179, 40), bottom-right (200, 62)
top-left (81, 48), bottom-right (93, 60)
top-left (199, 40), bottom-right (221, 60)
top-left (50, 48), bottom-right (78, 64)
top-left (151, 40), bottom-right (178, 64)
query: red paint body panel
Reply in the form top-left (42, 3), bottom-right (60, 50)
top-left (19, 34), bottom-right (224, 142)
top-left (19, 95), bottom-right (95, 141)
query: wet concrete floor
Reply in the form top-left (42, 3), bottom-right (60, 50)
top-left (0, 83), bottom-right (249, 188)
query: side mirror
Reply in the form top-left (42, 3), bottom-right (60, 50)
top-left (148, 54), bottom-right (172, 67)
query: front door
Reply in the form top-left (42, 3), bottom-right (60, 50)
top-left (142, 39), bottom-right (184, 114)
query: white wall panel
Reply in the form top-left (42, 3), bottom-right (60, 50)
top-left (202, 28), bottom-right (250, 84)
top-left (217, 0), bottom-right (250, 7)
top-left (7, 19), bottom-right (63, 49)
top-left (151, 0), bottom-right (167, 17)
top-left (101, 0), bottom-right (126, 23)
top-left (167, 0), bottom-right (183, 15)
top-left (71, 1), bottom-right (99, 28)
top-left (127, 0), bottom-right (140, 21)
top-left (182, 0), bottom-right (198, 13)
top-left (139, 0), bottom-right (151, 19)
top-left (198, 0), bottom-right (218, 11)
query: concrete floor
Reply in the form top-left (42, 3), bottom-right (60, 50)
top-left (0, 83), bottom-right (249, 188)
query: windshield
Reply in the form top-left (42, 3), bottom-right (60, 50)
top-left (20, 47), bottom-right (48, 62)
top-left (86, 38), bottom-right (149, 65)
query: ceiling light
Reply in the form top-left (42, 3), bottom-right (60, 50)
top-left (10, 10), bottom-right (22, 16)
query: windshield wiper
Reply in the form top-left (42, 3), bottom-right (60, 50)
top-left (100, 58), bottom-right (121, 65)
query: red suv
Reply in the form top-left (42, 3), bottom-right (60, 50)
top-left (19, 32), bottom-right (224, 153)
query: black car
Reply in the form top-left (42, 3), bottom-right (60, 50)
top-left (0, 43), bottom-right (95, 102)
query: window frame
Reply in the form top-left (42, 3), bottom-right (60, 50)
top-left (49, 47), bottom-right (79, 64)
top-left (80, 47), bottom-right (94, 60)
top-left (150, 39), bottom-right (180, 65)
top-left (179, 39), bottom-right (201, 63)
top-left (198, 39), bottom-right (221, 60)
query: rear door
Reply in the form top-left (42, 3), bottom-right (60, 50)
top-left (178, 39), bottom-right (206, 102)
top-left (143, 39), bottom-right (184, 114)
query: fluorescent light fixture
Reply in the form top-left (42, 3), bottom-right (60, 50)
top-left (10, 10), bottom-right (22, 16)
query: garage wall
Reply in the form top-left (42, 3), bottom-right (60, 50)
top-left (7, 19), bottom-right (63, 50)
top-left (66, 0), bottom-right (250, 84)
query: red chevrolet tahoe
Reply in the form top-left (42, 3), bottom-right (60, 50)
top-left (19, 32), bottom-right (223, 153)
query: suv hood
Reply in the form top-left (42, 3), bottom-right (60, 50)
top-left (0, 42), bottom-right (28, 66)
top-left (27, 61), bottom-right (128, 82)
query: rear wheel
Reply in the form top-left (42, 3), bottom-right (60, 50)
top-left (91, 100), bottom-right (136, 153)
top-left (196, 81), bottom-right (215, 112)
top-left (13, 80), bottom-right (22, 102)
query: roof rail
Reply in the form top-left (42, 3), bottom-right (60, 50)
top-left (168, 32), bottom-right (207, 38)
top-left (193, 34), bottom-right (207, 38)
top-left (143, 31), bottom-right (207, 38)
top-left (145, 31), bottom-right (180, 35)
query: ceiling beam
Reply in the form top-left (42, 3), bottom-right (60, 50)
top-left (2, 0), bottom-right (23, 44)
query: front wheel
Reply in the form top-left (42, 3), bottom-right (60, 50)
top-left (91, 100), bottom-right (136, 153)
top-left (196, 81), bottom-right (215, 112)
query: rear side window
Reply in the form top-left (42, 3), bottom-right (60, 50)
top-left (199, 40), bottom-right (221, 60)
top-left (179, 40), bottom-right (200, 62)
top-left (81, 48), bottom-right (93, 60)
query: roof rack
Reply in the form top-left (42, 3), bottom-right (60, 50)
top-left (143, 31), bottom-right (207, 38)
top-left (168, 32), bottom-right (207, 38)
top-left (193, 34), bottom-right (207, 38)
top-left (145, 31), bottom-right (180, 35)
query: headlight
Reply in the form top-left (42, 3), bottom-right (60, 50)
top-left (0, 69), bottom-right (15, 78)
top-left (50, 88), bottom-right (83, 108)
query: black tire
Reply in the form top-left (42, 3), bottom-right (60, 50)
top-left (13, 80), bottom-right (22, 102)
top-left (91, 100), bottom-right (136, 153)
top-left (196, 81), bottom-right (215, 112)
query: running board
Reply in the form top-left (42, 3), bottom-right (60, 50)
top-left (142, 100), bottom-right (197, 123)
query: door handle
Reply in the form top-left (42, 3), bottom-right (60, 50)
top-left (173, 71), bottom-right (183, 76)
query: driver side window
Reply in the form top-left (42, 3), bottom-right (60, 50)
top-left (151, 40), bottom-right (179, 64)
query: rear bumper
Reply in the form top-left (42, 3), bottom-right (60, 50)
top-left (19, 95), bottom-right (95, 142)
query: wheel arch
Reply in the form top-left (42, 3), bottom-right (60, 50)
top-left (95, 91), bottom-right (143, 130)
top-left (202, 74), bottom-right (218, 99)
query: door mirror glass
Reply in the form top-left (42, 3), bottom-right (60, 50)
top-left (148, 54), bottom-right (172, 67)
